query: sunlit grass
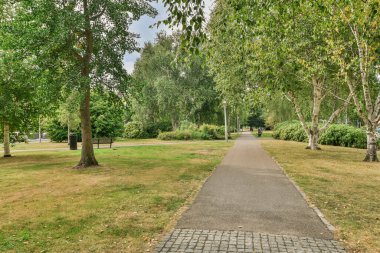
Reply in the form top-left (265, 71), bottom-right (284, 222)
top-left (261, 139), bottom-right (380, 253)
top-left (0, 141), bottom-right (233, 252)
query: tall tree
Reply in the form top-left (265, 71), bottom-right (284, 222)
top-left (208, 0), bottom-right (352, 150)
top-left (323, 0), bottom-right (380, 161)
top-left (0, 1), bottom-right (46, 157)
top-left (131, 33), bottom-right (221, 129)
top-left (25, 0), bottom-right (156, 167)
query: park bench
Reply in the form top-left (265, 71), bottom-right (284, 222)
top-left (92, 137), bottom-right (113, 149)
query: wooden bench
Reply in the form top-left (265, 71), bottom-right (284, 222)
top-left (92, 137), bottom-right (113, 149)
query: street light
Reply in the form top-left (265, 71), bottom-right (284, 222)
top-left (223, 100), bottom-right (228, 141)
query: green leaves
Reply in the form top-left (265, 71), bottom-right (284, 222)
top-left (160, 0), bottom-right (206, 55)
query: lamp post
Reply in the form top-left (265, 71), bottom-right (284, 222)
top-left (223, 100), bottom-right (228, 141)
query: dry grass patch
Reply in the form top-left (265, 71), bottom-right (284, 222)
top-left (260, 139), bottom-right (380, 253)
top-left (0, 141), bottom-right (232, 253)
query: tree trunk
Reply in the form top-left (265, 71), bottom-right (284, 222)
top-left (67, 120), bottom-right (70, 145)
top-left (3, 123), bottom-right (11, 157)
top-left (364, 128), bottom-right (378, 162)
top-left (307, 130), bottom-right (320, 150)
top-left (77, 87), bottom-right (98, 167)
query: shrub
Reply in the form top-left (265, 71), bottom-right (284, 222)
top-left (273, 121), bottom-right (307, 142)
top-left (158, 130), bottom-right (209, 140)
top-left (144, 121), bottom-right (172, 138)
top-left (124, 121), bottom-right (144, 139)
top-left (46, 119), bottom-right (81, 142)
top-left (179, 120), bottom-right (198, 131)
top-left (199, 124), bottom-right (224, 140)
top-left (319, 124), bottom-right (367, 149)
top-left (158, 122), bottom-right (227, 141)
top-left (274, 121), bottom-right (376, 149)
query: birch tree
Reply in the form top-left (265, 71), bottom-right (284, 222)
top-left (208, 0), bottom-right (352, 150)
top-left (324, 0), bottom-right (380, 161)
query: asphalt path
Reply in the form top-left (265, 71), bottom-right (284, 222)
top-left (176, 132), bottom-right (333, 239)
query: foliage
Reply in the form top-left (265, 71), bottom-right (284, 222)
top-left (274, 121), bottom-right (376, 149)
top-left (158, 130), bottom-right (209, 140)
top-left (179, 120), bottom-right (198, 131)
top-left (144, 121), bottom-right (172, 138)
top-left (47, 93), bottom-right (123, 141)
top-left (199, 124), bottom-right (224, 140)
top-left (124, 121), bottom-right (173, 139)
top-left (90, 93), bottom-right (124, 138)
top-left (273, 121), bottom-right (308, 142)
top-left (130, 33), bottom-right (222, 129)
top-left (158, 123), bottom-right (226, 141)
top-left (319, 125), bottom-right (367, 149)
top-left (46, 119), bottom-right (81, 143)
top-left (124, 121), bottom-right (144, 139)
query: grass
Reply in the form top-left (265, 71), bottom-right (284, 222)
top-left (252, 130), bottom-right (273, 138)
top-left (0, 140), bottom-right (233, 252)
top-left (260, 139), bottom-right (380, 253)
top-left (1, 138), bottom-right (162, 151)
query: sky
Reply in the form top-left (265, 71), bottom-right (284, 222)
top-left (123, 0), bottom-right (214, 74)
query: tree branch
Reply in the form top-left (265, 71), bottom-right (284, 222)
top-left (285, 91), bottom-right (310, 135)
top-left (345, 71), bottom-right (368, 124)
top-left (90, 6), bottom-right (106, 21)
top-left (320, 92), bottom-right (353, 133)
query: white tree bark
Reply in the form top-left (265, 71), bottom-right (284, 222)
top-left (286, 77), bottom-right (352, 151)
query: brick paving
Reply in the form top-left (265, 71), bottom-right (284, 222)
top-left (155, 229), bottom-right (346, 253)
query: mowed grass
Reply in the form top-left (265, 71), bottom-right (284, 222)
top-left (260, 139), bottom-right (380, 253)
top-left (1, 138), bottom-right (162, 151)
top-left (0, 141), bottom-right (233, 253)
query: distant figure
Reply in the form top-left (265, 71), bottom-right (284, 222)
top-left (250, 126), bottom-right (253, 131)
top-left (257, 127), bottom-right (263, 137)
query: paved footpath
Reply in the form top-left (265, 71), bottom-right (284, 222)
top-left (155, 132), bottom-right (346, 253)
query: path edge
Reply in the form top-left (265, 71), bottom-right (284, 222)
top-left (258, 141), bottom-right (336, 233)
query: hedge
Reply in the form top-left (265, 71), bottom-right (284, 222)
top-left (273, 121), bottom-right (378, 149)
top-left (158, 122), bottom-right (226, 141)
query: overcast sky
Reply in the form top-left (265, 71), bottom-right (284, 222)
top-left (123, 0), bottom-right (214, 74)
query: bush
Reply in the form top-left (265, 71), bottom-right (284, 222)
top-left (144, 121), bottom-right (172, 138)
top-left (158, 123), bottom-right (226, 141)
top-left (46, 119), bottom-right (82, 142)
top-left (179, 120), bottom-right (198, 131)
top-left (273, 121), bottom-right (307, 142)
top-left (199, 124), bottom-right (224, 139)
top-left (319, 124), bottom-right (367, 149)
top-left (158, 130), bottom-right (209, 140)
top-left (273, 121), bottom-right (377, 149)
top-left (124, 121), bottom-right (144, 139)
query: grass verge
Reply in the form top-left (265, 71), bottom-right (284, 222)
top-left (260, 139), bottom-right (380, 253)
top-left (0, 140), bottom-right (232, 252)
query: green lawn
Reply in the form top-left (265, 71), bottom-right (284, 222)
top-left (0, 140), bottom-right (233, 252)
top-left (252, 130), bottom-right (273, 138)
top-left (260, 139), bottom-right (380, 253)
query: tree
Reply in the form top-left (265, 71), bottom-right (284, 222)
top-left (57, 91), bottom-right (81, 144)
top-left (130, 33), bottom-right (222, 129)
top-left (208, 0), bottom-right (352, 150)
top-left (24, 0), bottom-right (156, 167)
top-left (323, 0), bottom-right (380, 161)
top-left (91, 92), bottom-right (124, 138)
top-left (0, 2), bottom-right (43, 157)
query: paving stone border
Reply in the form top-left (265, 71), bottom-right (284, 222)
top-left (155, 229), bottom-right (346, 253)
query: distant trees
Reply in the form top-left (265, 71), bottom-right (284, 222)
top-left (130, 33), bottom-right (222, 130)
